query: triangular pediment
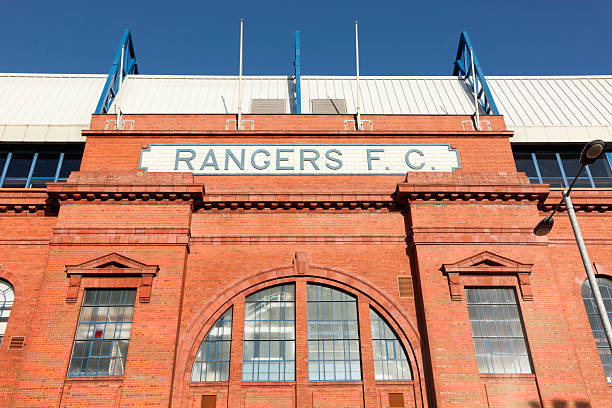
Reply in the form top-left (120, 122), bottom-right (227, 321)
top-left (442, 251), bottom-right (532, 274)
top-left (66, 253), bottom-right (158, 275)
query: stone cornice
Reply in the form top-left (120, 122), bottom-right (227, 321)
top-left (45, 172), bottom-right (204, 205)
top-left (198, 192), bottom-right (395, 211)
top-left (538, 188), bottom-right (612, 213)
top-left (0, 189), bottom-right (52, 215)
top-left (395, 172), bottom-right (549, 204)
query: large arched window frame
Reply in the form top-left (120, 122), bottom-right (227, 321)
top-left (581, 277), bottom-right (612, 383)
top-left (190, 278), bottom-right (414, 386)
top-left (0, 279), bottom-right (14, 346)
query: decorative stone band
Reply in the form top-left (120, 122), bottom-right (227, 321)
top-left (441, 251), bottom-right (534, 301)
top-left (198, 192), bottom-right (395, 211)
top-left (539, 189), bottom-right (612, 213)
top-left (45, 171), bottom-right (204, 205)
top-left (0, 190), bottom-right (49, 215)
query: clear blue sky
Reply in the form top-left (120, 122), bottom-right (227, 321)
top-left (3, 0), bottom-right (611, 76)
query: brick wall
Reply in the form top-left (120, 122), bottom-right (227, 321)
top-left (0, 114), bottom-right (610, 407)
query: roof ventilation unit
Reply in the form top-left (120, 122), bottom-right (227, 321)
top-left (311, 99), bottom-right (347, 114)
top-left (251, 99), bottom-right (287, 114)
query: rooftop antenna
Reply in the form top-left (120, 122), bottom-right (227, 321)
top-left (354, 20), bottom-right (362, 130)
top-left (115, 42), bottom-right (125, 130)
top-left (237, 18), bottom-right (244, 130)
top-left (470, 47), bottom-right (480, 131)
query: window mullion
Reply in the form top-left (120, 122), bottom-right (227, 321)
top-left (0, 152), bottom-right (12, 187)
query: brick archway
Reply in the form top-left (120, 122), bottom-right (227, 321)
top-left (171, 254), bottom-right (425, 408)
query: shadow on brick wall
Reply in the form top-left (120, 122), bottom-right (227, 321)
top-left (529, 401), bottom-right (590, 408)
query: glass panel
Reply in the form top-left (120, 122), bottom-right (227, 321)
top-left (3, 152), bottom-right (34, 188)
top-left (0, 280), bottom-right (15, 346)
top-left (588, 158), bottom-right (612, 187)
top-left (513, 151), bottom-right (539, 183)
top-left (559, 151), bottom-right (592, 187)
top-left (370, 308), bottom-right (412, 380)
top-left (68, 289), bottom-right (136, 377)
top-left (581, 278), bottom-right (612, 382)
top-left (243, 284), bottom-right (295, 382)
top-left (58, 152), bottom-right (82, 180)
top-left (534, 152), bottom-right (565, 187)
top-left (465, 287), bottom-right (532, 374)
top-left (307, 284), bottom-right (361, 381)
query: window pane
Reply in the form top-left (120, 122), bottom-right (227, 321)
top-left (534, 152), bottom-right (565, 187)
top-left (32, 153), bottom-right (60, 178)
top-left (0, 280), bottom-right (15, 346)
top-left (465, 287), bottom-right (532, 374)
top-left (307, 284), bottom-right (361, 381)
top-left (513, 151), bottom-right (538, 182)
top-left (243, 284), bottom-right (295, 382)
top-left (581, 278), bottom-right (612, 382)
top-left (559, 151), bottom-right (592, 187)
top-left (68, 289), bottom-right (136, 377)
top-left (589, 158), bottom-right (612, 188)
top-left (192, 308), bottom-right (233, 383)
top-left (3, 152), bottom-right (33, 188)
top-left (58, 152), bottom-right (82, 179)
top-left (370, 308), bottom-right (412, 380)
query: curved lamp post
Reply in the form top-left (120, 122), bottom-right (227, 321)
top-left (533, 139), bottom-right (612, 356)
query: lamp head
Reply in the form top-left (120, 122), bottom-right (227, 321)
top-left (533, 216), bottom-right (554, 236)
top-left (580, 140), bottom-right (606, 166)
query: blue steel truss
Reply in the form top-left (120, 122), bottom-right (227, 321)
top-left (293, 31), bottom-right (302, 114)
top-left (453, 31), bottom-right (499, 115)
top-left (95, 29), bottom-right (139, 114)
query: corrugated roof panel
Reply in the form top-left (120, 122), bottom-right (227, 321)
top-left (2, 73), bottom-right (611, 144)
top-left (487, 76), bottom-right (612, 127)
top-left (0, 74), bottom-right (105, 125)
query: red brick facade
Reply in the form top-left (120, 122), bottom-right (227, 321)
top-left (0, 114), bottom-right (611, 407)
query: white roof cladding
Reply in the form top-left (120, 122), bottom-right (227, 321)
top-left (0, 73), bottom-right (106, 142)
top-left (1, 73), bottom-right (611, 143)
top-left (113, 74), bottom-right (612, 143)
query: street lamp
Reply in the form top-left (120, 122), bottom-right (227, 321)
top-left (533, 139), bottom-right (612, 357)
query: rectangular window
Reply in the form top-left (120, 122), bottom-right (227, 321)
top-left (68, 289), bottom-right (136, 377)
top-left (243, 285), bottom-right (295, 381)
top-left (307, 284), bottom-right (361, 381)
top-left (512, 146), bottom-right (612, 188)
top-left (466, 287), bottom-right (532, 374)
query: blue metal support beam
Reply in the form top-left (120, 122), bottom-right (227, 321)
top-left (453, 31), bottom-right (499, 115)
top-left (95, 29), bottom-right (139, 114)
top-left (293, 31), bottom-right (302, 114)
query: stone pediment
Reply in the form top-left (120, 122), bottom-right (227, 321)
top-left (441, 251), bottom-right (533, 301)
top-left (65, 253), bottom-right (158, 303)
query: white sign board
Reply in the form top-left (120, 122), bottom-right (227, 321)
top-left (139, 144), bottom-right (460, 175)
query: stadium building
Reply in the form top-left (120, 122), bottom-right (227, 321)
top-left (0, 29), bottom-right (611, 408)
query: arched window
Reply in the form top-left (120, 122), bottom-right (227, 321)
top-left (307, 284), bottom-right (361, 381)
top-left (370, 308), bottom-right (412, 380)
top-left (0, 280), bottom-right (14, 346)
top-left (243, 284), bottom-right (295, 381)
top-left (581, 277), bottom-right (612, 382)
top-left (192, 308), bottom-right (233, 382)
top-left (190, 280), bottom-right (415, 386)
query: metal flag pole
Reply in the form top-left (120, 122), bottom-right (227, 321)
top-left (237, 18), bottom-right (244, 130)
top-left (355, 20), bottom-right (362, 130)
top-left (470, 47), bottom-right (480, 131)
top-left (563, 191), bottom-right (612, 352)
top-left (116, 43), bottom-right (125, 130)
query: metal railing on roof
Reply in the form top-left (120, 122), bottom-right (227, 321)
top-left (95, 29), bottom-right (139, 114)
top-left (453, 31), bottom-right (499, 115)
